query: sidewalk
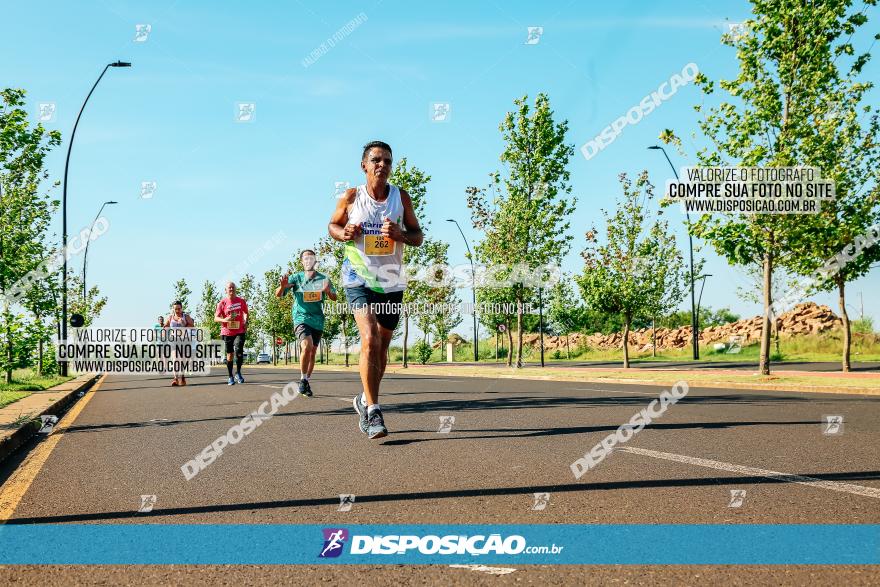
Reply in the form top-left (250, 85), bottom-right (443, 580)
top-left (0, 374), bottom-right (100, 464)
top-left (310, 363), bottom-right (880, 396)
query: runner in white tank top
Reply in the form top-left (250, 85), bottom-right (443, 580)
top-left (165, 300), bottom-right (194, 386)
top-left (342, 183), bottom-right (406, 293)
top-left (329, 141), bottom-right (424, 439)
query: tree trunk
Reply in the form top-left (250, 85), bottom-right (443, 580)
top-left (538, 287), bottom-right (545, 367)
top-left (838, 277), bottom-right (851, 372)
top-left (759, 248), bottom-right (773, 376)
top-left (652, 316), bottom-right (656, 357)
top-left (506, 321), bottom-right (513, 367)
top-left (495, 330), bottom-right (498, 362)
top-left (343, 313), bottom-right (350, 367)
top-left (402, 311), bottom-right (409, 368)
top-left (515, 296), bottom-right (524, 368)
top-left (622, 316), bottom-right (631, 369)
top-left (566, 333), bottom-right (570, 360)
top-left (5, 319), bottom-right (12, 384)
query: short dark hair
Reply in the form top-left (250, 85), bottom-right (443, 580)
top-left (301, 249), bottom-right (316, 258)
top-left (172, 300), bottom-right (182, 307)
top-left (362, 140), bottom-right (392, 161)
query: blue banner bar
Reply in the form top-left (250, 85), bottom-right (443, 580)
top-left (0, 525), bottom-right (876, 565)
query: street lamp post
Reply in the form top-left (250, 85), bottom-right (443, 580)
top-left (696, 273), bottom-right (712, 319)
top-left (61, 61), bottom-right (130, 376)
top-left (649, 145), bottom-right (700, 360)
top-left (81, 200), bottom-right (117, 296)
top-left (447, 219), bottom-right (479, 362)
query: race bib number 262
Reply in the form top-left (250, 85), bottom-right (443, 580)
top-left (364, 235), bottom-right (395, 256)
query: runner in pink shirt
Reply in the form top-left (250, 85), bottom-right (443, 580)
top-left (215, 282), bottom-right (249, 385)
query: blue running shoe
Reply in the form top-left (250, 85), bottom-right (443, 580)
top-left (353, 394), bottom-right (368, 433)
top-left (366, 408), bottom-right (388, 439)
top-left (227, 377), bottom-right (235, 386)
top-left (235, 373), bottom-right (245, 384)
top-left (298, 379), bottom-right (312, 397)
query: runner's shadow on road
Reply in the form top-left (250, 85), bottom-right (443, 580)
top-left (9, 469), bottom-right (880, 524)
top-left (359, 394), bottom-right (858, 416)
top-left (380, 420), bottom-right (824, 446)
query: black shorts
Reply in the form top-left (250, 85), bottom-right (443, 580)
top-left (295, 323), bottom-right (322, 345)
top-left (345, 286), bottom-right (404, 331)
top-left (223, 333), bottom-right (246, 355)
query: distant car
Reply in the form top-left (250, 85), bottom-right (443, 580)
top-left (257, 353), bottom-right (271, 364)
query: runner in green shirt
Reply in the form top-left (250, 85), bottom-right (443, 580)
top-left (275, 249), bottom-right (337, 397)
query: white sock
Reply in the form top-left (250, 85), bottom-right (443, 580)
top-left (301, 373), bottom-right (307, 380)
top-left (304, 374), bottom-right (310, 381)
top-left (367, 403), bottom-right (381, 414)
top-left (360, 392), bottom-right (367, 405)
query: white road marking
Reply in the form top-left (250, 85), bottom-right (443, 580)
top-left (621, 446), bottom-right (880, 500)
top-left (259, 384), bottom-right (282, 389)
top-left (449, 564), bottom-right (517, 576)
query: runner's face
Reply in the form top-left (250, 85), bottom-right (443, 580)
top-left (302, 254), bottom-right (316, 271)
top-left (173, 304), bottom-right (182, 316)
top-left (226, 283), bottom-right (236, 297)
top-left (362, 148), bottom-right (391, 180)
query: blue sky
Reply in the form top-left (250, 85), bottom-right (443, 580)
top-left (3, 0), bottom-right (879, 337)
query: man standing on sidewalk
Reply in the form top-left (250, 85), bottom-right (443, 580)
top-left (215, 282), bottom-right (248, 386)
top-left (328, 140), bottom-right (423, 439)
top-left (275, 249), bottom-right (338, 397)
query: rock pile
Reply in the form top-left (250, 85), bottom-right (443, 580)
top-left (513, 302), bottom-right (842, 352)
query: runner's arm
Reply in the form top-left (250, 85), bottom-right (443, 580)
top-left (275, 274), bottom-right (291, 298)
top-left (214, 302), bottom-right (229, 323)
top-left (323, 278), bottom-right (338, 301)
top-left (328, 188), bottom-right (360, 242)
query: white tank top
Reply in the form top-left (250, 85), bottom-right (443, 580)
top-left (342, 183), bottom-right (406, 293)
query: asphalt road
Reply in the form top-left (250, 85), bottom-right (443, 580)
top-left (1, 367), bottom-right (878, 585)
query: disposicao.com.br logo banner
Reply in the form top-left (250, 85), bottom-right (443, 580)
top-left (318, 527), bottom-right (563, 560)
top-left (0, 525), bottom-right (876, 564)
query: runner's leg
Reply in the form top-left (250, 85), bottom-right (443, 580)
top-left (224, 337), bottom-right (234, 378)
top-left (234, 334), bottom-right (245, 380)
top-left (353, 307), bottom-right (382, 406)
top-left (378, 325), bottom-right (394, 380)
top-left (299, 337), bottom-right (312, 378)
top-left (305, 332), bottom-right (319, 377)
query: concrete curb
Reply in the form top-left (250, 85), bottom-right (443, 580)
top-left (0, 373), bottom-right (100, 465)
top-left (376, 367), bottom-right (880, 396)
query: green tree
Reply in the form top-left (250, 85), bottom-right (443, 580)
top-left (547, 275), bottom-right (590, 359)
top-left (260, 266), bottom-right (293, 364)
top-left (389, 157), bottom-right (432, 367)
top-left (468, 93), bottom-right (576, 367)
top-left (315, 236), bottom-right (359, 366)
top-left (171, 278), bottom-right (192, 313)
top-left (577, 172), bottom-right (684, 368)
top-left (238, 273), bottom-right (258, 353)
top-left (477, 286), bottom-right (517, 364)
top-left (20, 249), bottom-right (60, 375)
top-left (684, 0), bottom-right (879, 374)
top-left (67, 275), bottom-right (107, 328)
top-left (196, 280), bottom-right (221, 340)
top-left (0, 88), bottom-right (61, 383)
top-left (771, 0), bottom-right (880, 371)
